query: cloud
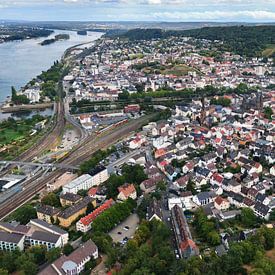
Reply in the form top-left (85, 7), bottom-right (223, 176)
top-left (152, 10), bottom-right (275, 20)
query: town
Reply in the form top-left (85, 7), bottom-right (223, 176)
top-left (0, 28), bottom-right (274, 275)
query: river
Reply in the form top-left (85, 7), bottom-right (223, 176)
top-left (0, 29), bottom-right (103, 120)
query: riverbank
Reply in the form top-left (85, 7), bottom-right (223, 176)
top-left (0, 102), bottom-right (54, 113)
top-left (0, 30), bottom-right (103, 103)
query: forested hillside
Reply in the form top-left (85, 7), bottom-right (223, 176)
top-left (118, 25), bottom-right (275, 57)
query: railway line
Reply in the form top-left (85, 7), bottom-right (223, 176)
top-left (0, 114), bottom-right (154, 220)
top-left (15, 101), bottom-right (66, 162)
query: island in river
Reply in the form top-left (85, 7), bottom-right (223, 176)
top-left (40, 34), bottom-right (70, 46)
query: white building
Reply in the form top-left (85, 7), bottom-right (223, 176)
top-left (0, 232), bottom-right (25, 251)
top-left (62, 167), bottom-right (109, 195)
top-left (28, 219), bottom-right (69, 247)
top-left (28, 231), bottom-right (63, 251)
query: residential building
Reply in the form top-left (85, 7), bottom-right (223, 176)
top-left (60, 193), bottom-right (82, 207)
top-left (117, 183), bottom-right (137, 201)
top-left (0, 232), bottom-right (25, 251)
top-left (27, 231), bottom-right (63, 251)
top-left (171, 205), bottom-right (199, 259)
top-left (36, 205), bottom-right (60, 224)
top-left (39, 240), bottom-right (98, 275)
top-left (57, 197), bottom-right (95, 228)
top-left (28, 219), bottom-right (69, 246)
top-left (76, 199), bottom-right (114, 232)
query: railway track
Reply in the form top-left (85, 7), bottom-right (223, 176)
top-left (0, 114), bottom-right (154, 220)
top-left (15, 101), bottom-right (66, 162)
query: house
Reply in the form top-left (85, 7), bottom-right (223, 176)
top-left (182, 161), bottom-right (195, 174)
top-left (129, 134), bottom-right (146, 149)
top-left (247, 188), bottom-right (258, 200)
top-left (36, 205), bottom-right (60, 224)
top-left (60, 193), bottom-right (82, 207)
top-left (76, 199), bottom-right (114, 233)
top-left (254, 202), bottom-right (270, 220)
top-left (164, 164), bottom-right (177, 180)
top-left (222, 179), bottom-right (241, 193)
top-left (0, 232), bottom-right (25, 251)
top-left (171, 205), bottom-right (199, 259)
top-left (147, 199), bottom-right (163, 221)
top-left (57, 197), bottom-right (96, 228)
top-left (174, 174), bottom-right (190, 189)
top-left (227, 192), bottom-right (244, 208)
top-left (193, 191), bottom-right (215, 206)
top-left (140, 178), bottom-right (157, 194)
top-left (39, 240), bottom-right (98, 275)
top-left (117, 184), bottom-right (137, 201)
top-left (210, 173), bottom-right (224, 186)
top-left (195, 167), bottom-right (212, 179)
top-left (214, 196), bottom-right (230, 211)
top-left (180, 191), bottom-right (194, 210)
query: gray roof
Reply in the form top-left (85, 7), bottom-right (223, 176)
top-left (29, 219), bottom-right (67, 235)
top-left (197, 191), bottom-right (215, 201)
top-left (58, 196), bottom-right (92, 219)
top-left (60, 192), bottom-right (82, 203)
top-left (30, 231), bottom-right (61, 243)
top-left (0, 231), bottom-right (24, 244)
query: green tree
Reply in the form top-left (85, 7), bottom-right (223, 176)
top-left (264, 106), bottom-right (273, 120)
top-left (41, 192), bottom-right (61, 208)
top-left (26, 245), bottom-right (47, 265)
top-left (11, 204), bottom-right (37, 224)
top-left (46, 247), bottom-right (61, 263)
top-left (0, 269), bottom-right (8, 275)
top-left (239, 208), bottom-right (257, 228)
top-left (63, 243), bottom-right (74, 256)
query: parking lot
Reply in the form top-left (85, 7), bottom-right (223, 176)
top-left (109, 213), bottom-right (139, 243)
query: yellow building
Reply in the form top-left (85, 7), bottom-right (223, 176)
top-left (36, 205), bottom-right (60, 224)
top-left (57, 197), bottom-right (96, 228)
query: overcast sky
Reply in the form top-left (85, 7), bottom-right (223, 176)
top-left (1, 0), bottom-right (275, 22)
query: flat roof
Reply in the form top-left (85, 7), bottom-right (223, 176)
top-left (64, 174), bottom-right (92, 190)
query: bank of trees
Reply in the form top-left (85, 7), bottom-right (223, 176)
top-left (11, 86), bottom-right (30, 105)
top-left (105, 164), bottom-right (147, 199)
top-left (92, 199), bottom-right (136, 233)
top-left (79, 147), bottom-right (117, 174)
top-left (193, 208), bottom-right (220, 246)
top-left (210, 97), bottom-right (231, 107)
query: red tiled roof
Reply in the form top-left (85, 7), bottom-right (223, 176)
top-left (79, 199), bottom-right (114, 226)
top-left (118, 184), bottom-right (136, 198)
top-left (215, 196), bottom-right (228, 206)
top-left (212, 173), bottom-right (224, 184)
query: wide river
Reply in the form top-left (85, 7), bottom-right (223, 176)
top-left (0, 29), bottom-right (103, 104)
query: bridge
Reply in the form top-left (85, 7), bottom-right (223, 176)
top-left (0, 161), bottom-right (79, 170)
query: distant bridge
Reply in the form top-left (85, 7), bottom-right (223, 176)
top-left (0, 161), bottom-right (79, 171)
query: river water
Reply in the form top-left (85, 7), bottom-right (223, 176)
top-left (0, 29), bottom-right (103, 120)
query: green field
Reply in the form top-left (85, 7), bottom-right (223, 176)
top-left (0, 115), bottom-right (46, 146)
top-left (162, 64), bottom-right (196, 76)
top-left (262, 44), bottom-right (275, 57)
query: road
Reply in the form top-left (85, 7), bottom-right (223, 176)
top-left (0, 114), bottom-right (155, 220)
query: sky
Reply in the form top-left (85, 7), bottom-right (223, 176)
top-left (0, 0), bottom-right (275, 22)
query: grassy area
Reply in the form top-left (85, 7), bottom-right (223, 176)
top-left (0, 115), bottom-right (48, 160)
top-left (162, 64), bottom-right (195, 76)
top-left (262, 44), bottom-right (275, 57)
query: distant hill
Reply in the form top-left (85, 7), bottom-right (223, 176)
top-left (182, 25), bottom-right (275, 57)
top-left (117, 25), bottom-right (275, 57)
